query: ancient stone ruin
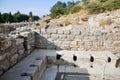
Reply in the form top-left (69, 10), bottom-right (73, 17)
top-left (0, 21), bottom-right (120, 80)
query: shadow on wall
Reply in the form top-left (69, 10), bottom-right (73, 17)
top-left (34, 31), bottom-right (62, 50)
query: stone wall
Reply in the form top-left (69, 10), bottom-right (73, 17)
top-left (0, 25), bottom-right (11, 34)
top-left (0, 24), bottom-right (120, 75)
top-left (35, 26), bottom-right (120, 56)
top-left (0, 30), bottom-right (35, 75)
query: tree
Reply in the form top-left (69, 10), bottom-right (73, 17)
top-left (21, 14), bottom-right (29, 22)
top-left (50, 1), bottom-right (67, 18)
top-left (33, 16), bottom-right (40, 21)
top-left (1, 13), bottom-right (9, 23)
top-left (0, 12), bottom-right (1, 23)
top-left (13, 11), bottom-right (21, 22)
top-left (69, 5), bottom-right (82, 14)
top-left (29, 11), bottom-right (33, 17)
top-left (29, 11), bottom-right (33, 22)
top-left (82, 0), bottom-right (89, 5)
top-left (8, 12), bottom-right (14, 23)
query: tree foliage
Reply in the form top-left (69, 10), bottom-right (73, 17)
top-left (0, 11), bottom-right (40, 23)
top-left (50, 1), bottom-right (81, 18)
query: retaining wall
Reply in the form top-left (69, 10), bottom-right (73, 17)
top-left (0, 31), bottom-right (35, 75)
top-left (35, 26), bottom-right (120, 56)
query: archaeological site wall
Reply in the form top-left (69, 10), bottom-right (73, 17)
top-left (35, 26), bottom-right (120, 56)
top-left (0, 31), bottom-right (35, 75)
top-left (0, 24), bottom-right (120, 76)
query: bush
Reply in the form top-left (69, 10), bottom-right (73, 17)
top-left (86, 2), bottom-right (102, 14)
top-left (103, 0), bottom-right (120, 11)
top-left (69, 5), bottom-right (82, 14)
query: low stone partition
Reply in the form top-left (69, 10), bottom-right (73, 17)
top-left (35, 26), bottom-right (120, 56)
top-left (0, 30), bottom-right (35, 75)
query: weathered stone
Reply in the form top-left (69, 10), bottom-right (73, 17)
top-left (64, 30), bottom-right (70, 35)
top-left (93, 31), bottom-right (102, 36)
top-left (0, 51), bottom-right (6, 61)
top-left (0, 33), bottom-right (6, 41)
top-left (77, 41), bottom-right (85, 46)
top-left (70, 41), bottom-right (77, 47)
top-left (89, 36), bottom-right (97, 41)
top-left (70, 47), bottom-right (78, 51)
top-left (10, 54), bottom-right (19, 66)
top-left (62, 41), bottom-right (71, 46)
top-left (104, 40), bottom-right (113, 47)
top-left (15, 38), bottom-right (24, 45)
top-left (47, 29), bottom-right (57, 34)
top-left (18, 49), bottom-right (25, 55)
top-left (54, 41), bottom-right (62, 46)
top-left (71, 30), bottom-right (81, 35)
top-left (0, 38), bottom-right (11, 51)
top-left (0, 59), bottom-right (10, 71)
top-left (75, 36), bottom-right (83, 40)
top-left (51, 34), bottom-right (59, 40)
top-left (81, 30), bottom-right (90, 36)
top-left (58, 30), bottom-right (64, 34)
top-left (60, 45), bottom-right (70, 50)
top-left (17, 44), bottom-right (24, 50)
top-left (59, 35), bottom-right (67, 40)
top-left (66, 35), bottom-right (75, 41)
top-left (113, 41), bottom-right (120, 47)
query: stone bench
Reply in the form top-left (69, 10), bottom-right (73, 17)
top-left (0, 51), bottom-right (47, 80)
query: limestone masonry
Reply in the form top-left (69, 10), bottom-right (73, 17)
top-left (0, 23), bottom-right (120, 76)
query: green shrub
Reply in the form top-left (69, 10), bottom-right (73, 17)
top-left (86, 2), bottom-right (102, 14)
top-left (69, 5), bottom-right (82, 14)
top-left (103, 0), bottom-right (120, 11)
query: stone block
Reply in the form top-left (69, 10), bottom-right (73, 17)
top-left (15, 38), bottom-right (24, 45)
top-left (60, 45), bottom-right (70, 50)
top-left (64, 30), bottom-right (70, 35)
top-left (54, 41), bottom-right (62, 46)
top-left (70, 41), bottom-right (77, 47)
top-left (77, 41), bottom-right (85, 46)
top-left (75, 36), bottom-right (83, 40)
top-left (18, 44), bottom-right (24, 50)
top-left (51, 34), bottom-right (58, 40)
top-left (71, 30), bottom-right (81, 35)
top-left (58, 30), bottom-right (64, 34)
top-left (62, 41), bottom-right (71, 46)
top-left (81, 30), bottom-right (90, 36)
top-left (0, 33), bottom-right (6, 41)
top-left (66, 35), bottom-right (75, 41)
top-left (89, 36), bottom-right (97, 41)
top-left (47, 29), bottom-right (57, 34)
top-left (113, 41), bottom-right (120, 47)
top-left (18, 49), bottom-right (25, 55)
top-left (0, 51), bottom-right (6, 61)
top-left (0, 59), bottom-right (10, 71)
top-left (10, 54), bottom-right (19, 66)
top-left (104, 40), bottom-right (113, 47)
top-left (59, 35), bottom-right (67, 40)
top-left (0, 38), bottom-right (11, 51)
top-left (93, 31), bottom-right (102, 36)
top-left (70, 47), bottom-right (78, 51)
